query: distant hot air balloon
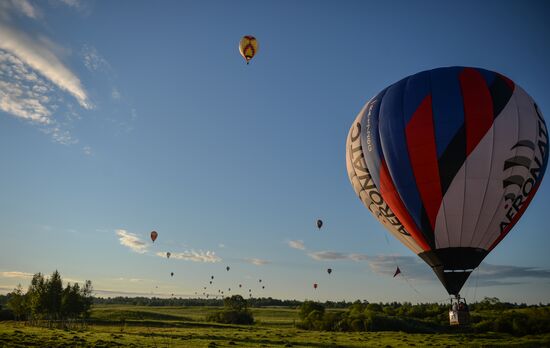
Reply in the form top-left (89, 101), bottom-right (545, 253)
top-left (211, 276), bottom-right (214, 280)
top-left (259, 279), bottom-right (262, 283)
top-left (209, 281), bottom-right (212, 284)
top-left (262, 286), bottom-right (265, 289)
top-left (170, 272), bottom-right (174, 277)
top-left (166, 252), bottom-right (171, 259)
top-left (228, 288), bottom-right (231, 291)
top-left (316, 219), bottom-right (323, 229)
top-left (203, 287), bottom-right (206, 290)
top-left (226, 266), bottom-right (230, 271)
top-left (327, 268), bottom-right (332, 275)
top-left (239, 35), bottom-right (258, 64)
top-left (346, 66), bottom-right (548, 297)
top-left (239, 284), bottom-right (242, 288)
top-left (248, 289), bottom-right (251, 292)
top-left (150, 231), bottom-right (158, 242)
top-left (313, 283), bottom-right (318, 289)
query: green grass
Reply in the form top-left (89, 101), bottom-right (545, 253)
top-left (1, 305), bottom-right (549, 347)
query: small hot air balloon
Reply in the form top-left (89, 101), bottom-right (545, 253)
top-left (316, 219), bottom-right (323, 229)
top-left (226, 266), bottom-right (230, 271)
top-left (313, 283), bottom-right (318, 289)
top-left (228, 288), bottom-right (231, 291)
top-left (170, 272), bottom-right (174, 277)
top-left (150, 231), bottom-right (158, 242)
top-left (211, 275), bottom-right (214, 280)
top-left (249, 289), bottom-right (251, 292)
top-left (327, 268), bottom-right (332, 275)
top-left (259, 279), bottom-right (262, 283)
top-left (262, 286), bottom-right (265, 289)
top-left (209, 281), bottom-right (212, 284)
top-left (239, 35), bottom-right (258, 65)
top-left (166, 252), bottom-right (171, 259)
top-left (239, 284), bottom-right (242, 288)
top-left (203, 286), bottom-right (206, 290)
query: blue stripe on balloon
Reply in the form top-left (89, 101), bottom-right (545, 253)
top-left (378, 77), bottom-right (425, 234)
top-left (361, 88), bottom-right (387, 190)
top-left (475, 67), bottom-right (496, 87)
top-left (430, 67), bottom-right (466, 158)
top-left (403, 70), bottom-right (430, 124)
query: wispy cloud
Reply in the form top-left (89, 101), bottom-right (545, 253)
top-left (81, 44), bottom-right (110, 73)
top-left (156, 251), bottom-right (221, 263)
top-left (1, 271), bottom-right (33, 279)
top-left (245, 258), bottom-right (270, 266)
top-left (308, 251), bottom-right (352, 261)
top-left (288, 240), bottom-right (305, 250)
top-left (115, 229), bottom-right (148, 254)
top-left (0, 0), bottom-right (41, 19)
top-left (0, 25), bottom-right (91, 109)
top-left (111, 87), bottom-right (121, 100)
top-left (82, 145), bottom-right (92, 156)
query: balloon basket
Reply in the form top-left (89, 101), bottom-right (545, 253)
top-left (448, 295), bottom-right (470, 326)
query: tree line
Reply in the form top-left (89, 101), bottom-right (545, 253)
top-left (1, 270), bottom-right (93, 328)
top-left (297, 298), bottom-right (550, 336)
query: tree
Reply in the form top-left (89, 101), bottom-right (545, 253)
top-left (6, 285), bottom-right (26, 321)
top-left (45, 270), bottom-right (63, 320)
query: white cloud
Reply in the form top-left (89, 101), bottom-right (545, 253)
top-left (1, 0), bottom-right (41, 19)
top-left (156, 250), bottom-right (221, 263)
top-left (245, 258), bottom-right (270, 266)
top-left (288, 240), bottom-right (305, 250)
top-left (218, 243), bottom-right (225, 248)
top-left (83, 145), bottom-right (92, 156)
top-left (308, 251), bottom-right (350, 261)
top-left (0, 50), bottom-right (54, 123)
top-left (81, 45), bottom-right (109, 73)
top-left (1, 271), bottom-right (33, 279)
top-left (115, 229), bottom-right (148, 254)
top-left (0, 24), bottom-right (91, 109)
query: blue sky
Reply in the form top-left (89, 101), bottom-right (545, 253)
top-left (1, 0), bottom-right (549, 304)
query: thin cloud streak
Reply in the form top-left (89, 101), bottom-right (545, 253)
top-left (245, 258), bottom-right (270, 266)
top-left (288, 240), bottom-right (305, 250)
top-left (156, 251), bottom-right (221, 263)
top-left (0, 24), bottom-right (91, 109)
top-left (1, 271), bottom-right (33, 279)
top-left (115, 229), bottom-right (148, 254)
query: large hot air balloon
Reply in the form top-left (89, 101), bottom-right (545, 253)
top-left (316, 219), bottom-right (323, 229)
top-left (150, 231), bottom-right (158, 242)
top-left (239, 36), bottom-right (258, 64)
top-left (346, 66), bottom-right (548, 297)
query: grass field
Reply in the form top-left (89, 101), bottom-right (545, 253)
top-left (1, 305), bottom-right (550, 347)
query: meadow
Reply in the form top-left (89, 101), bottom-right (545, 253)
top-left (1, 305), bottom-right (550, 347)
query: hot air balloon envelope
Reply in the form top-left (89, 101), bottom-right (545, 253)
top-left (346, 66), bottom-right (548, 296)
top-left (150, 231), bottom-right (158, 242)
top-left (239, 35), bottom-right (258, 64)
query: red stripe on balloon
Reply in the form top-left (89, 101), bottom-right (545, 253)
top-left (405, 94), bottom-right (443, 230)
top-left (488, 180), bottom-right (542, 251)
top-left (460, 68), bottom-right (494, 156)
top-left (379, 160), bottom-right (431, 251)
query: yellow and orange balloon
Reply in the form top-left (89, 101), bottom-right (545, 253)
top-left (239, 35), bottom-right (258, 64)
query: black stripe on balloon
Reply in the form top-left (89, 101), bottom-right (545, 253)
top-left (503, 156), bottom-right (532, 170)
top-left (438, 124), bottom-right (466, 196)
top-left (420, 207), bottom-right (436, 249)
top-left (490, 75), bottom-right (514, 119)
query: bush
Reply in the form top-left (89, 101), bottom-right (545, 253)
top-left (206, 309), bottom-right (254, 325)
